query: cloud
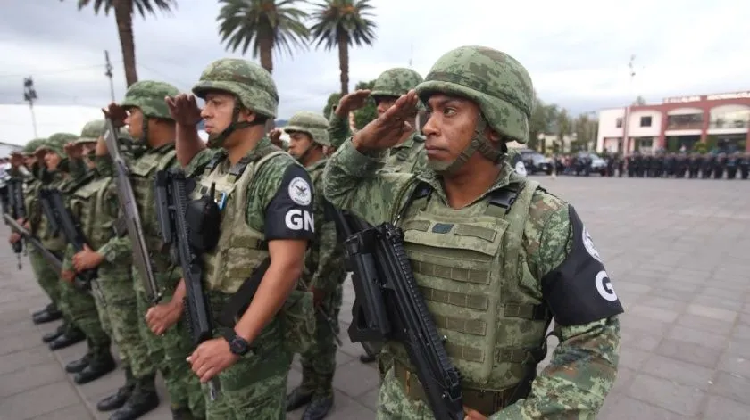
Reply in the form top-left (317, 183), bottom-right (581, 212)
top-left (1, 0), bottom-right (748, 144)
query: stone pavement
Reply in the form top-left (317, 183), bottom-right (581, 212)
top-left (1, 176), bottom-right (750, 419)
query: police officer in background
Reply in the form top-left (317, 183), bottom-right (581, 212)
top-left (323, 45), bottom-right (623, 419)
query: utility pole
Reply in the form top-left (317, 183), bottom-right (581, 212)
top-left (104, 50), bottom-right (115, 103)
top-left (23, 77), bottom-right (38, 138)
top-left (623, 54), bottom-right (636, 154)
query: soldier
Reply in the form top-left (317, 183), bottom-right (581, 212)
top-left (726, 151), bottom-right (739, 179)
top-left (166, 58), bottom-right (315, 419)
top-left (714, 152), bottom-right (726, 179)
top-left (323, 45), bottom-right (623, 419)
top-left (688, 152), bottom-right (701, 178)
top-left (701, 152), bottom-right (714, 179)
top-left (107, 80), bottom-right (205, 420)
top-left (330, 68), bottom-right (426, 173)
top-left (739, 151), bottom-right (749, 179)
top-left (282, 111), bottom-right (348, 420)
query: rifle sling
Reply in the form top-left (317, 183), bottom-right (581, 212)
top-left (218, 257), bottom-right (271, 327)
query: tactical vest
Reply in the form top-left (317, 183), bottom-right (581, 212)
top-left (130, 148), bottom-right (177, 266)
top-left (388, 178), bottom-right (551, 391)
top-left (69, 177), bottom-right (114, 251)
top-left (195, 150), bottom-right (284, 293)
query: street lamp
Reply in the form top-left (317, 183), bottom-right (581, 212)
top-left (23, 77), bottom-right (38, 138)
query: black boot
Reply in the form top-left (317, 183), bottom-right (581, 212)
top-left (302, 396), bottom-right (334, 420)
top-left (109, 375), bottom-right (159, 420)
top-left (74, 354), bottom-right (115, 384)
top-left (65, 355), bottom-right (89, 374)
top-left (97, 367), bottom-right (135, 411)
top-left (32, 308), bottom-right (62, 325)
top-left (32, 303), bottom-right (56, 318)
top-left (42, 324), bottom-right (66, 343)
top-left (287, 386), bottom-right (314, 411)
top-left (48, 328), bottom-right (86, 350)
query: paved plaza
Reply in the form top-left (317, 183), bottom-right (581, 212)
top-left (1, 176), bottom-right (750, 419)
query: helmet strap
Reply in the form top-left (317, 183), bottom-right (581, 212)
top-left (207, 103), bottom-right (262, 148)
top-left (427, 117), bottom-right (503, 175)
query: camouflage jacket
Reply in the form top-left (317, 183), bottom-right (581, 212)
top-left (382, 132), bottom-right (427, 174)
top-left (323, 140), bottom-right (621, 419)
top-left (304, 158), bottom-right (346, 293)
top-left (327, 110), bottom-right (351, 149)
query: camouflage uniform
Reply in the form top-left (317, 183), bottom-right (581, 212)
top-left (284, 112), bottom-right (348, 418)
top-left (185, 58), bottom-right (315, 420)
top-left (116, 81), bottom-right (206, 419)
top-left (44, 132), bottom-right (115, 382)
top-left (323, 45), bottom-right (623, 419)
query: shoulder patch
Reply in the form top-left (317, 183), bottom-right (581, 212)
top-left (288, 176), bottom-right (312, 206)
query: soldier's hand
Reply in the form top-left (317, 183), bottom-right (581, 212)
top-left (64, 142), bottom-right (83, 160)
top-left (72, 245), bottom-right (104, 271)
top-left (103, 103), bottom-right (128, 128)
top-left (95, 136), bottom-right (108, 156)
top-left (9, 233), bottom-right (21, 244)
top-left (61, 270), bottom-right (76, 284)
top-left (463, 407), bottom-right (488, 420)
top-left (34, 146), bottom-right (47, 161)
top-left (165, 94), bottom-right (202, 127)
top-left (336, 89), bottom-right (371, 116)
top-left (352, 90), bottom-right (418, 153)
top-left (269, 128), bottom-right (283, 145)
top-left (187, 338), bottom-right (239, 383)
top-left (145, 300), bottom-right (182, 336)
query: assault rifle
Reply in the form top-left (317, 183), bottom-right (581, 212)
top-left (8, 177), bottom-right (27, 268)
top-left (345, 223), bottom-right (463, 420)
top-left (154, 168), bottom-right (219, 399)
top-left (44, 188), bottom-right (96, 290)
top-left (3, 214), bottom-right (62, 275)
top-left (103, 119), bottom-right (160, 303)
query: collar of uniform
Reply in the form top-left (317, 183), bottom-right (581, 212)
top-left (414, 160), bottom-right (517, 207)
top-left (306, 157), bottom-right (328, 171)
top-left (213, 136), bottom-right (274, 174)
top-left (392, 132), bottom-right (420, 151)
top-left (148, 142), bottom-right (175, 154)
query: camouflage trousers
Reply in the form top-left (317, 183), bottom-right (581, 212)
top-left (28, 248), bottom-right (62, 308)
top-left (202, 318), bottom-right (291, 420)
top-left (92, 262), bottom-right (146, 373)
top-left (59, 279), bottom-right (111, 359)
top-left (297, 285), bottom-right (343, 398)
top-left (134, 268), bottom-right (205, 418)
top-left (376, 366), bottom-right (440, 419)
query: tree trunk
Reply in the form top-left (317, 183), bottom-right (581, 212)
top-left (114, 1), bottom-right (137, 87)
top-left (259, 37), bottom-right (273, 74)
top-left (337, 32), bottom-right (349, 95)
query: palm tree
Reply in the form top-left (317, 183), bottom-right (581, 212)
top-left (309, 0), bottom-right (377, 95)
top-left (217, 0), bottom-right (309, 74)
top-left (64, 0), bottom-right (177, 87)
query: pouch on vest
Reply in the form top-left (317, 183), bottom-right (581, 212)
top-left (280, 288), bottom-right (316, 355)
top-left (185, 181), bottom-right (221, 253)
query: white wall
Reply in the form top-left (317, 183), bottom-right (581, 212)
top-left (628, 110), bottom-right (662, 137)
top-left (596, 108), bottom-right (624, 152)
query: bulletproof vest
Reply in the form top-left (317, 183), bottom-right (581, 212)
top-left (195, 149), bottom-right (284, 293)
top-left (129, 147), bottom-right (177, 263)
top-left (387, 177), bottom-right (550, 390)
top-left (69, 176), bottom-right (114, 250)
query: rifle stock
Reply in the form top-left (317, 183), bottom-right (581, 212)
top-left (4, 214), bottom-right (62, 274)
top-left (103, 119), bottom-right (161, 303)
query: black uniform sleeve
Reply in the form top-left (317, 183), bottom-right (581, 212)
top-left (263, 163), bottom-right (316, 241)
top-left (541, 205), bottom-right (624, 326)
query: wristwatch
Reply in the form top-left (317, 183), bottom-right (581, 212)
top-left (220, 328), bottom-right (250, 356)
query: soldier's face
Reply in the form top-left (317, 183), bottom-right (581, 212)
top-left (374, 96), bottom-right (398, 117)
top-left (124, 108), bottom-right (144, 139)
top-left (201, 92), bottom-right (238, 135)
top-left (422, 94), bottom-right (482, 162)
top-left (287, 131), bottom-right (313, 160)
top-left (45, 151), bottom-right (61, 170)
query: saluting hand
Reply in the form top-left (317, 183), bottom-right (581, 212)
top-left (352, 90), bottom-right (419, 153)
top-left (165, 94), bottom-right (202, 127)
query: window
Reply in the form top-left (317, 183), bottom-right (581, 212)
top-left (640, 116), bottom-right (652, 127)
top-left (667, 113), bottom-right (703, 130)
top-left (709, 105), bottom-right (750, 129)
top-left (616, 118), bottom-right (623, 128)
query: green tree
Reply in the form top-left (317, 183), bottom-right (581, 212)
top-left (217, 0), bottom-right (309, 73)
top-left (352, 79), bottom-right (377, 129)
top-left (310, 0), bottom-right (377, 94)
top-left (322, 92), bottom-right (342, 117)
top-left (65, 0), bottom-right (177, 87)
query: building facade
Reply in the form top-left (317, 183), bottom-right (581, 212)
top-left (596, 90), bottom-right (750, 154)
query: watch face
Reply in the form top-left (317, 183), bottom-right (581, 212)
top-left (230, 337), bottom-right (247, 355)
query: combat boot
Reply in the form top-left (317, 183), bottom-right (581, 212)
top-left (32, 303), bottom-right (56, 318)
top-left (302, 396), bottom-right (334, 420)
top-left (109, 375), bottom-right (159, 420)
top-left (64, 354), bottom-right (89, 373)
top-left (49, 327), bottom-right (86, 350)
top-left (32, 307), bottom-right (62, 324)
top-left (97, 383), bottom-right (134, 411)
top-left (42, 324), bottom-right (66, 343)
top-left (74, 353), bottom-right (115, 384)
top-left (286, 386), bottom-right (314, 411)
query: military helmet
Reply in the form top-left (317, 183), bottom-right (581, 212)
top-left (284, 111), bottom-right (330, 146)
top-left (371, 68), bottom-right (424, 97)
top-left (77, 119), bottom-right (105, 144)
top-left (43, 133), bottom-right (78, 157)
top-left (24, 138), bottom-right (47, 154)
top-left (120, 80), bottom-right (179, 120)
top-left (415, 45), bottom-right (534, 144)
top-left (192, 58), bottom-right (278, 119)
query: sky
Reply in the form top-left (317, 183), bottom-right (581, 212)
top-left (1, 0), bottom-right (749, 145)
